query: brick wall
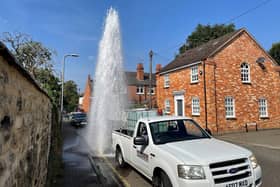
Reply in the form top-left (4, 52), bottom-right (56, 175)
top-left (156, 64), bottom-right (207, 127)
top-left (81, 75), bottom-right (92, 113)
top-left (128, 85), bottom-right (157, 107)
top-left (208, 32), bottom-right (280, 133)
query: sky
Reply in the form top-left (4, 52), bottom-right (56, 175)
top-left (0, 0), bottom-right (279, 92)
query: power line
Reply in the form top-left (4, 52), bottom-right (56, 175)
top-left (225, 0), bottom-right (271, 24)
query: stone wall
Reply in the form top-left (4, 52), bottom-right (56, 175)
top-left (0, 45), bottom-right (52, 187)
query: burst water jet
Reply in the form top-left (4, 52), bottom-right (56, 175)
top-left (87, 8), bottom-right (127, 155)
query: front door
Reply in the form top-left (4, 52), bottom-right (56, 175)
top-left (177, 99), bottom-right (183, 116)
top-left (174, 95), bottom-right (184, 116)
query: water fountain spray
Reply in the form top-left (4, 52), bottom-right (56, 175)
top-left (87, 8), bottom-right (127, 155)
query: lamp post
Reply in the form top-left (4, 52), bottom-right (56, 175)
top-left (60, 54), bottom-right (79, 114)
top-left (149, 50), bottom-right (153, 109)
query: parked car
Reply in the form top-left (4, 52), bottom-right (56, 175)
top-left (112, 116), bottom-right (262, 187)
top-left (69, 112), bottom-right (87, 127)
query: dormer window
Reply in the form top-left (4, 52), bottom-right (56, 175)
top-left (191, 65), bottom-right (199, 83)
top-left (241, 63), bottom-right (250, 83)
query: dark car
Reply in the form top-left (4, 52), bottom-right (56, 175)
top-left (70, 112), bottom-right (87, 127)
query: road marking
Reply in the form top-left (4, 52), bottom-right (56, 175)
top-left (102, 156), bottom-right (131, 187)
top-left (221, 138), bottom-right (280, 150)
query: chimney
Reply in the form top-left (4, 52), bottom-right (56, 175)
top-left (156, 64), bottom-right (162, 73)
top-left (136, 63), bottom-right (144, 80)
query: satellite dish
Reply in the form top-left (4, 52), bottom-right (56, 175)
top-left (256, 57), bottom-right (265, 63)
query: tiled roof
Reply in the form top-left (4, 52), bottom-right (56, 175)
top-left (160, 28), bottom-right (244, 73)
top-left (125, 72), bottom-right (156, 86)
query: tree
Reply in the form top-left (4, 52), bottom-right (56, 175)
top-left (269, 42), bottom-right (280, 65)
top-left (34, 68), bottom-right (61, 105)
top-left (1, 32), bottom-right (55, 76)
top-left (63, 80), bottom-right (79, 112)
top-left (179, 24), bottom-right (236, 54)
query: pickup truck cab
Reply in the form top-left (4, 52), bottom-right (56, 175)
top-left (112, 116), bottom-right (262, 187)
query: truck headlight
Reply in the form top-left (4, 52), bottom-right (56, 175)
top-left (249, 155), bottom-right (258, 169)
top-left (177, 165), bottom-right (205, 179)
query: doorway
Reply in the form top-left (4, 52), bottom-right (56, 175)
top-left (174, 95), bottom-right (184, 116)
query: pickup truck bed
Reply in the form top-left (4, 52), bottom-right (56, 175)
top-left (114, 129), bottom-right (134, 137)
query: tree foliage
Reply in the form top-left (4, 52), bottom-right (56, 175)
top-left (1, 32), bottom-right (54, 76)
top-left (63, 80), bottom-right (79, 113)
top-left (179, 24), bottom-right (236, 54)
top-left (269, 42), bottom-right (280, 65)
top-left (34, 68), bottom-right (61, 105)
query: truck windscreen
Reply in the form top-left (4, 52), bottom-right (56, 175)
top-left (149, 119), bottom-right (210, 144)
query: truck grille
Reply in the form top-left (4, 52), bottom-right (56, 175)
top-left (210, 158), bottom-right (252, 184)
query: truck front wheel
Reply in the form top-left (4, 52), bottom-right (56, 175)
top-left (115, 148), bottom-right (126, 168)
top-left (153, 171), bottom-right (172, 187)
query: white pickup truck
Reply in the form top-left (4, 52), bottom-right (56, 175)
top-left (112, 116), bottom-right (262, 187)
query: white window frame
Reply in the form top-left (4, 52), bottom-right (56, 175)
top-left (192, 97), bottom-right (200, 116)
top-left (225, 96), bottom-right (235, 118)
top-left (241, 63), bottom-right (250, 83)
top-left (165, 99), bottom-right (170, 114)
top-left (191, 65), bottom-right (199, 83)
top-left (259, 98), bottom-right (268, 118)
top-left (148, 87), bottom-right (155, 95)
top-left (164, 74), bottom-right (170, 88)
top-left (136, 86), bottom-right (145, 95)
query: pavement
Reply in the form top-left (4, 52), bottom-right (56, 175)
top-left (61, 122), bottom-right (280, 187)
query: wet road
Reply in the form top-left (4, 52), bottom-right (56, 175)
top-left (62, 123), bottom-right (124, 187)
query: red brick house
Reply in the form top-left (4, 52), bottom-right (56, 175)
top-left (156, 28), bottom-right (280, 133)
top-left (126, 63), bottom-right (158, 107)
top-left (80, 75), bottom-right (93, 113)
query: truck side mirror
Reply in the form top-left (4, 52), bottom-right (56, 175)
top-left (134, 136), bottom-right (148, 145)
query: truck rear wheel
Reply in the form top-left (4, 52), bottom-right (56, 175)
top-left (115, 148), bottom-right (126, 168)
top-left (153, 171), bottom-right (172, 187)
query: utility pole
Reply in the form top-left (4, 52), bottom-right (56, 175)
top-left (149, 50), bottom-right (153, 110)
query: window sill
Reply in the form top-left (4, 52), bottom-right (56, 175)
top-left (190, 81), bottom-right (199, 84)
top-left (242, 81), bottom-right (251, 84)
top-left (226, 117), bottom-right (237, 120)
top-left (136, 93), bottom-right (144, 95)
top-left (192, 114), bottom-right (200, 117)
top-left (260, 116), bottom-right (269, 119)
top-left (164, 86), bottom-right (170, 89)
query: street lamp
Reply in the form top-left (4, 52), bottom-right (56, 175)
top-left (60, 54), bottom-right (79, 114)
